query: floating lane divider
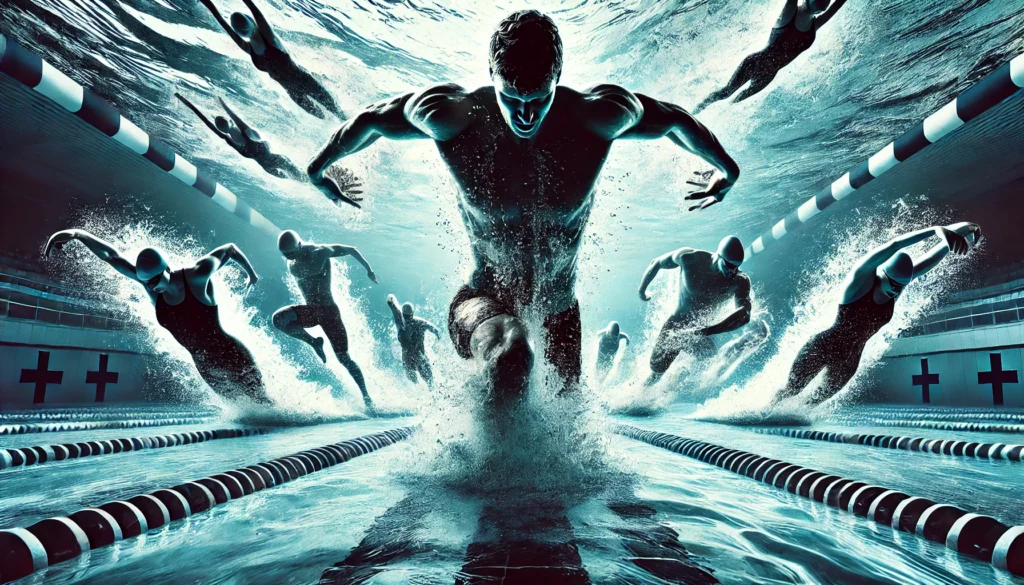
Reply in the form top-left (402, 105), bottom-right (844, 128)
top-left (0, 426), bottom-right (416, 583)
top-left (0, 33), bottom-right (279, 239)
top-left (753, 427), bottom-right (1023, 462)
top-left (0, 406), bottom-right (221, 423)
top-left (615, 424), bottom-right (1024, 577)
top-left (0, 428), bottom-right (265, 471)
top-left (826, 407), bottom-right (1024, 423)
top-left (820, 417), bottom-right (1024, 434)
top-left (0, 416), bottom-right (216, 436)
top-left (745, 52), bottom-right (1024, 258)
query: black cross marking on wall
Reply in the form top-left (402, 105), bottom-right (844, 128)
top-left (20, 350), bottom-right (64, 404)
top-left (86, 354), bottom-right (119, 403)
top-left (977, 353), bottom-right (1018, 406)
top-left (912, 358), bottom-right (939, 403)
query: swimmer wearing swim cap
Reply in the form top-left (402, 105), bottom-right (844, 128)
top-left (386, 294), bottom-right (441, 389)
top-left (272, 230), bottom-right (378, 411)
top-left (638, 235), bottom-right (753, 387)
top-left (776, 222), bottom-right (982, 406)
top-left (595, 321), bottom-right (630, 383)
top-left (44, 229), bottom-right (268, 403)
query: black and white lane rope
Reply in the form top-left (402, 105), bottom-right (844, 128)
top-left (0, 416), bottom-right (216, 436)
top-left (0, 427), bottom-right (415, 583)
top-left (0, 33), bottom-right (279, 238)
top-left (615, 424), bottom-right (1023, 577)
top-left (753, 427), bottom-right (1023, 462)
top-left (746, 52), bottom-right (1024, 258)
top-left (0, 428), bottom-right (265, 470)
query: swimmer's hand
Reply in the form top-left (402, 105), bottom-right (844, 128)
top-left (387, 294), bottom-right (398, 306)
top-left (684, 170), bottom-right (733, 212)
top-left (367, 270), bottom-right (378, 284)
top-left (44, 230), bottom-right (79, 257)
top-left (316, 166), bottom-right (364, 209)
top-left (962, 223), bottom-right (983, 247)
top-left (638, 287), bottom-right (651, 302)
top-left (938, 227), bottom-right (971, 255)
top-left (246, 272), bottom-right (260, 289)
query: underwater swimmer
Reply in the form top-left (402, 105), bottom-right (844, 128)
top-left (693, 0), bottom-right (848, 114)
top-left (309, 10), bottom-right (740, 402)
top-left (595, 321), bottom-right (630, 383)
top-left (176, 93), bottom-right (301, 179)
top-left (639, 236), bottom-right (752, 387)
top-left (272, 230), bottom-right (376, 411)
top-left (44, 230), bottom-right (268, 403)
top-left (386, 295), bottom-right (440, 389)
top-left (776, 222), bottom-right (982, 405)
top-left (198, 0), bottom-right (341, 119)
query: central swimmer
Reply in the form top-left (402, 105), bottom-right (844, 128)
top-left (308, 10), bottom-right (741, 404)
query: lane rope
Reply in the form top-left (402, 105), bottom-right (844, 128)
top-left (0, 426), bottom-right (416, 583)
top-left (0, 417), bottom-right (215, 436)
top-left (745, 52), bottom-right (1024, 258)
top-left (752, 427), bottom-right (1023, 462)
top-left (615, 424), bottom-right (1023, 577)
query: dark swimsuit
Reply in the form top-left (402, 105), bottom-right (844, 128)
top-left (764, 21), bottom-right (816, 70)
top-left (787, 277), bottom-right (897, 397)
top-left (155, 271), bottom-right (265, 401)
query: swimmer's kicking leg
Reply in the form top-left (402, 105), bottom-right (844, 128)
top-left (272, 305), bottom-right (327, 363)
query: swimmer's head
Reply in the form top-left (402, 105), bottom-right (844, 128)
top-left (230, 12), bottom-right (256, 39)
top-left (402, 303), bottom-right (415, 318)
top-left (278, 230), bottom-right (302, 258)
top-left (713, 235), bottom-right (744, 278)
top-left (214, 116), bottom-right (232, 133)
top-left (808, 0), bottom-right (830, 13)
top-left (489, 10), bottom-right (562, 138)
top-left (608, 321), bottom-right (620, 336)
top-left (135, 247), bottom-right (170, 292)
top-left (878, 251), bottom-right (914, 298)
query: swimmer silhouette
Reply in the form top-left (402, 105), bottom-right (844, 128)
top-left (309, 10), bottom-right (741, 405)
top-left (198, 0), bottom-right (341, 119)
top-left (639, 236), bottom-right (753, 387)
top-left (44, 230), bottom-right (268, 403)
top-left (386, 295), bottom-right (440, 389)
top-left (272, 230), bottom-right (376, 411)
top-left (595, 321), bottom-right (630, 383)
top-left (693, 0), bottom-right (848, 114)
top-left (776, 222), bottom-right (982, 406)
top-left (175, 92), bottom-right (301, 179)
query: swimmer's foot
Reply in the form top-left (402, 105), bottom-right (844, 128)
top-left (312, 337), bottom-right (327, 363)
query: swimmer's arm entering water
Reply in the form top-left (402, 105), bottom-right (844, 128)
top-left (194, 244), bottom-right (259, 290)
top-left (325, 244), bottom-right (377, 283)
top-left (176, 93), bottom-right (233, 144)
top-left (610, 89), bottom-right (740, 209)
top-left (386, 294), bottom-right (405, 332)
top-left (239, 0), bottom-right (285, 51)
top-left (813, 0), bottom-right (849, 30)
top-left (699, 276), bottom-right (752, 336)
top-left (218, 98), bottom-right (255, 139)
top-left (638, 247), bottom-right (694, 301)
top-left (911, 222), bottom-right (982, 278)
top-left (44, 230), bottom-right (138, 280)
top-left (199, 0), bottom-right (251, 53)
top-left (619, 333), bottom-right (631, 346)
top-left (308, 84), bottom-right (472, 207)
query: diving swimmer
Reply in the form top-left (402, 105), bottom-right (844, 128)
top-left (775, 222), bottom-right (982, 405)
top-left (308, 10), bottom-right (741, 404)
top-left (693, 0), bottom-right (848, 114)
top-left (272, 230), bottom-right (377, 411)
top-left (639, 236), bottom-right (753, 387)
top-left (386, 295), bottom-right (440, 389)
top-left (176, 93), bottom-right (301, 179)
top-left (198, 0), bottom-right (341, 119)
top-left (44, 230), bottom-right (268, 403)
top-left (595, 321), bottom-right (630, 383)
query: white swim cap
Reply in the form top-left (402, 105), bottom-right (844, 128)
top-left (881, 251), bottom-right (914, 285)
top-left (716, 235), bottom-right (744, 267)
top-left (135, 248), bottom-right (169, 281)
top-left (278, 230), bottom-right (302, 254)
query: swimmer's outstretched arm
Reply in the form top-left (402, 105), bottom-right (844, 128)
top-left (239, 0), bottom-right (284, 51)
top-left (308, 84), bottom-right (471, 207)
top-left (849, 225), bottom-right (972, 285)
top-left (419, 318), bottom-right (441, 338)
top-left (699, 277), bottom-right (752, 336)
top-left (616, 90), bottom-right (740, 210)
top-left (44, 230), bottom-right (139, 280)
top-left (638, 247), bottom-right (692, 301)
top-left (813, 0), bottom-right (849, 30)
top-left (198, 0), bottom-right (251, 53)
top-left (176, 93), bottom-right (240, 149)
top-left (218, 98), bottom-right (254, 137)
top-left (194, 244), bottom-right (259, 288)
top-left (619, 333), bottom-right (631, 346)
top-left (325, 244), bottom-right (377, 283)
top-left (774, 0), bottom-right (799, 29)
top-left (386, 294), bottom-right (405, 332)
top-left (911, 222), bottom-right (982, 278)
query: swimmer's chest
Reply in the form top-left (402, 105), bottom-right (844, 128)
top-left (436, 110), bottom-right (612, 227)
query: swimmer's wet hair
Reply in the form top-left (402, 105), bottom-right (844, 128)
top-left (489, 10), bottom-right (563, 91)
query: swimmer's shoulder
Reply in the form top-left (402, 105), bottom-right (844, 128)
top-left (564, 84), bottom-right (643, 140)
top-left (674, 247), bottom-right (704, 264)
top-left (404, 83), bottom-right (485, 141)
